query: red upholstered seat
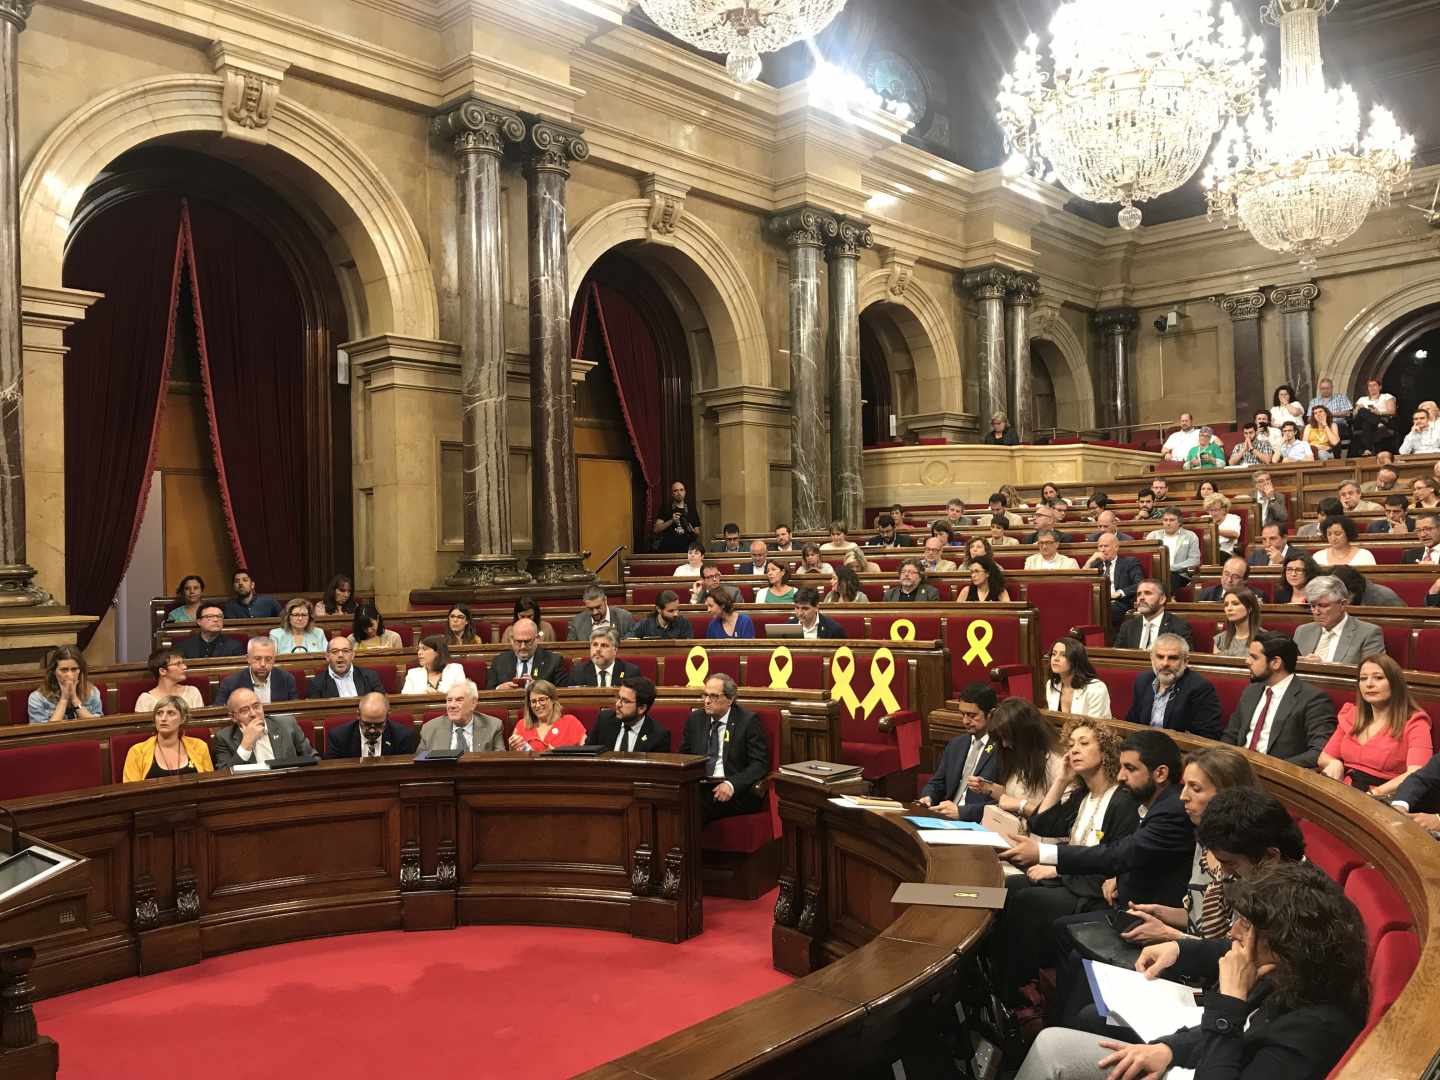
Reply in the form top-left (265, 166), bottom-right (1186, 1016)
top-left (647, 704), bottom-right (692, 750)
top-left (740, 650), bottom-right (824, 693)
top-left (1386, 579), bottom-right (1433, 607)
top-left (0, 741), bottom-right (103, 798)
top-left (4, 687), bottom-right (30, 725)
top-left (624, 654), bottom-right (658, 681)
top-left (459, 659), bottom-right (488, 688)
top-left (1345, 867), bottom-right (1413, 967)
top-left (183, 674), bottom-right (213, 704)
top-left (1379, 624), bottom-right (1410, 666)
top-left (829, 613), bottom-right (866, 637)
top-left (744, 610), bottom-right (790, 636)
top-left (1366, 928), bottom-right (1419, 1027)
top-left (1182, 617), bottom-right (1218, 655)
top-left (657, 652), bottom-right (740, 687)
top-left (361, 664), bottom-right (397, 693)
top-left (116, 679), bottom-right (150, 714)
top-left (1020, 578), bottom-right (1103, 657)
top-left (419, 622), bottom-right (447, 639)
top-left (860, 583), bottom-right (886, 601)
top-left (109, 730), bottom-right (151, 781)
top-left (567, 704), bottom-right (601, 732)
top-left (1298, 819), bottom-right (1364, 886)
top-left (1097, 667), bottom-right (1135, 720)
top-left (703, 706), bottom-right (782, 853)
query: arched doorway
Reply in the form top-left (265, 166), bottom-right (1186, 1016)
top-left (859, 302), bottom-right (923, 442)
top-left (1353, 302), bottom-right (1440, 422)
top-left (1030, 343), bottom-right (1060, 433)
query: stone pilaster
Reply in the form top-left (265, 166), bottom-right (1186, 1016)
top-left (1094, 309), bottom-right (1138, 433)
top-left (1215, 290), bottom-right (1268, 425)
top-left (1269, 282), bottom-right (1319, 407)
top-left (1004, 273), bottom-right (1040, 443)
top-left (961, 267), bottom-right (1010, 436)
top-left (825, 216), bottom-right (871, 530)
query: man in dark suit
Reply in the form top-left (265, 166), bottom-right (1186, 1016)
top-left (632, 591), bottom-right (695, 640)
top-left (1124, 634), bottom-right (1223, 740)
top-left (1368, 494), bottom-right (1415, 535)
top-left (866, 514), bottom-right (914, 548)
top-left (1114, 580), bottom-right (1195, 650)
top-left (786, 587), bottom-right (845, 638)
top-left (679, 674), bottom-right (770, 823)
top-left (1390, 750), bottom-right (1440, 821)
top-left (590, 677), bottom-right (672, 753)
top-left (325, 691), bottom-right (418, 759)
top-left (563, 628), bottom-right (641, 688)
top-left (916, 683), bottom-right (1000, 822)
top-left (1247, 521), bottom-right (1300, 567)
top-left (1195, 556), bottom-right (1250, 602)
top-left (883, 559), bottom-right (940, 602)
top-left (1082, 534), bottom-right (1142, 627)
top-left (176, 603), bottom-right (246, 660)
top-left (215, 637), bottom-right (299, 705)
top-left (1252, 471), bottom-right (1288, 528)
top-left (486, 618), bottom-right (565, 689)
top-left (1222, 632), bottom-right (1337, 768)
top-left (1023, 504), bottom-right (1072, 545)
top-left (211, 688), bottom-right (315, 768)
top-left (307, 637), bottom-right (384, 699)
top-left (1402, 512), bottom-right (1438, 565)
top-left (709, 523), bottom-right (743, 554)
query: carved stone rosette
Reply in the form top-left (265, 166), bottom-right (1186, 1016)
top-left (631, 843), bottom-right (654, 896)
top-left (523, 118), bottom-right (590, 177)
top-left (766, 206), bottom-right (838, 251)
top-left (1269, 281), bottom-right (1319, 314)
top-left (797, 885), bottom-right (822, 934)
top-left (432, 98), bottom-right (525, 158)
top-left (0, 1), bottom-right (32, 30)
top-left (660, 847), bottom-right (684, 900)
top-left (773, 875), bottom-right (799, 927)
top-left (175, 878), bottom-right (200, 922)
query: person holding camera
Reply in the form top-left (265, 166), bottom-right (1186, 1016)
top-left (653, 480), bottom-right (702, 553)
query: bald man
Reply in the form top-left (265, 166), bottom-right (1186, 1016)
top-left (324, 691), bottom-right (417, 759)
top-left (211, 688), bottom-right (315, 768)
top-left (307, 637), bottom-right (384, 699)
top-left (485, 617), bottom-right (565, 689)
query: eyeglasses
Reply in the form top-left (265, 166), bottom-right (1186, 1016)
top-left (701, 692), bottom-right (726, 700)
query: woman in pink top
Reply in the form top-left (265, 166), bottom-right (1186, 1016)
top-left (1318, 654), bottom-right (1432, 797)
top-left (507, 679), bottom-right (587, 752)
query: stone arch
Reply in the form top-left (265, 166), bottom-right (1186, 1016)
top-left (20, 74), bottom-right (438, 339)
top-left (1030, 303), bottom-right (1098, 430)
top-left (1328, 278), bottom-right (1440, 398)
top-left (857, 270), bottom-right (964, 420)
top-left (568, 202), bottom-right (770, 388)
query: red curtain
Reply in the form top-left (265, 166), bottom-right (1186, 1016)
top-left (585, 282), bottom-right (662, 524)
top-left (62, 193), bottom-right (186, 646)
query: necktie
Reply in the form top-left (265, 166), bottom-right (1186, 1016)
top-left (1317, 628), bottom-right (1336, 661)
top-left (625, 725), bottom-right (636, 753)
top-left (598, 669), bottom-right (609, 688)
top-left (365, 736), bottom-right (379, 759)
top-left (706, 719), bottom-right (722, 776)
top-left (1141, 622), bottom-right (1154, 649)
top-left (1247, 688), bottom-right (1273, 751)
top-left (1104, 560), bottom-right (1114, 584)
top-left (519, 659), bottom-right (530, 680)
top-left (456, 726), bottom-right (469, 753)
top-left (958, 738), bottom-right (984, 798)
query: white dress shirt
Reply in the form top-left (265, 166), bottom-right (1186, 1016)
top-left (234, 728), bottom-right (275, 764)
top-left (1136, 614), bottom-right (1165, 650)
top-left (251, 678), bottom-right (272, 704)
top-left (328, 667), bottom-right (357, 697)
top-left (401, 663), bottom-right (465, 695)
top-left (1024, 553), bottom-right (1080, 570)
top-left (593, 665), bottom-right (617, 688)
top-left (1313, 617), bottom-right (1348, 663)
top-left (360, 729), bottom-right (385, 758)
top-left (451, 719), bottom-right (476, 752)
top-left (708, 709), bottom-right (731, 779)
top-left (613, 717), bottom-right (644, 752)
top-left (1244, 673), bottom-right (1295, 753)
top-left (800, 620), bottom-right (821, 639)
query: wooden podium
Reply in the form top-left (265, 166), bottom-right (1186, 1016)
top-left (0, 828), bottom-right (90, 1080)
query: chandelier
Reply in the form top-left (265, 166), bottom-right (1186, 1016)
top-left (997, 0), bottom-right (1265, 230)
top-left (1203, 0), bottom-right (1414, 269)
top-left (638, 0), bottom-right (847, 84)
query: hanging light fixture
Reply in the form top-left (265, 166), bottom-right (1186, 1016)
top-left (637, 0), bottom-right (847, 84)
top-left (997, 0), bottom-right (1265, 230)
top-left (1203, 0), bottom-right (1414, 270)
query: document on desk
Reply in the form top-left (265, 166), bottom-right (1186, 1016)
top-left (903, 816), bottom-right (986, 831)
top-left (1082, 959), bottom-right (1204, 1043)
top-left (916, 829), bottom-right (1011, 848)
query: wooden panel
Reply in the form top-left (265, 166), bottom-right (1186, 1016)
top-left (579, 456), bottom-right (633, 582)
top-left (158, 387), bottom-right (231, 591)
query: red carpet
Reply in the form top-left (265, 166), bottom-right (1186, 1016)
top-left (40, 891), bottom-right (789, 1079)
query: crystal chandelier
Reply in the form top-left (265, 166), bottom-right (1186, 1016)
top-left (997, 1), bottom-right (1265, 230)
top-left (1203, 1), bottom-right (1414, 269)
top-left (638, 0), bottom-right (847, 84)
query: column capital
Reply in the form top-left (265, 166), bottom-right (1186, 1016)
top-left (1005, 272), bottom-right (1041, 305)
top-left (521, 116), bottom-right (590, 176)
top-left (1269, 281), bottom-right (1319, 314)
top-left (960, 265), bottom-right (1013, 301)
top-left (825, 217), bottom-right (873, 261)
top-left (0, 1), bottom-right (32, 31)
top-left (767, 206), bottom-right (837, 250)
top-left (1094, 307), bottom-right (1138, 334)
top-left (1213, 290), bottom-right (1267, 322)
top-left (432, 98), bottom-right (526, 156)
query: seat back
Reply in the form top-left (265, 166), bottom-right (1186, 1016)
top-left (1298, 818), bottom-right (1365, 886)
top-left (360, 664), bottom-right (397, 693)
top-left (1366, 928), bottom-right (1419, 1027)
top-left (1345, 866), bottom-right (1414, 968)
top-left (0, 741), bottom-right (103, 797)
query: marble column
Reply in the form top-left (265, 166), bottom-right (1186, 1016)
top-left (1216, 291), bottom-right (1267, 425)
top-left (432, 98), bottom-right (530, 586)
top-left (767, 207), bottom-right (837, 532)
top-left (1269, 282), bottom-right (1319, 406)
top-left (961, 267), bottom-right (1010, 435)
top-left (825, 217), bottom-right (871, 530)
top-left (0, 1), bottom-right (44, 606)
top-left (522, 117), bottom-right (593, 584)
top-left (1094, 309), bottom-right (1138, 434)
top-left (1004, 273), bottom-right (1040, 443)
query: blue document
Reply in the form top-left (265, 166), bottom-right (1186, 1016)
top-left (903, 816), bottom-right (985, 831)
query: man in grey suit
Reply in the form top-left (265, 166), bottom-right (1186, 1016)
top-left (212, 688), bottom-right (316, 768)
top-left (1223, 632), bottom-right (1337, 768)
top-left (1146, 508), bottom-right (1201, 593)
top-left (568, 586), bottom-right (636, 643)
top-left (416, 681), bottom-right (505, 753)
top-left (1293, 576), bottom-right (1386, 665)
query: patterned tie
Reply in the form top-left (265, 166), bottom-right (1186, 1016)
top-left (456, 726), bottom-right (469, 753)
top-left (1316, 628), bottom-right (1336, 662)
top-left (365, 735), bottom-right (379, 759)
top-left (599, 669), bottom-right (609, 688)
top-left (1247, 688), bottom-right (1273, 751)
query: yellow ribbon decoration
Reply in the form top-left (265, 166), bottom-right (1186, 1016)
top-left (889, 618), bottom-right (917, 643)
top-left (961, 619), bottom-right (995, 666)
top-left (685, 645), bottom-right (710, 689)
top-left (830, 646), bottom-right (862, 714)
top-left (859, 647), bottom-right (903, 720)
top-left (768, 646), bottom-right (794, 690)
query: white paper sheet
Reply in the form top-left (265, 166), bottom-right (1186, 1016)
top-left (916, 829), bottom-right (1012, 848)
top-left (1085, 960), bottom-right (1204, 1043)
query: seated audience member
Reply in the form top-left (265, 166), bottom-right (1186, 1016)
top-left (882, 558), bottom-right (940, 603)
top-left (1213, 587), bottom-right (1264, 657)
top-left (508, 679), bottom-right (586, 752)
top-left (1205, 494), bottom-right (1242, 557)
top-left (703, 588), bottom-right (756, 639)
top-left (841, 546), bottom-right (881, 575)
top-left (787, 587), bottom-right (844, 638)
top-left (1276, 419), bottom-right (1314, 462)
top-left (135, 649), bottom-right (204, 712)
top-left (222, 569), bottom-right (283, 621)
top-left (308, 637), bottom-right (383, 699)
top-left (1331, 564), bottom-right (1404, 608)
top-left (1413, 475), bottom-right (1440, 510)
top-left (448, 604), bottom-right (484, 646)
top-left (350, 603), bottom-right (403, 651)
top-left (755, 560), bottom-right (798, 604)
top-left (1248, 521), bottom-right (1299, 567)
top-left (1124, 635), bottom-right (1222, 740)
top-left (1146, 509), bottom-right (1201, 592)
top-left (486, 618), bottom-right (565, 689)
top-left (565, 628), bottom-right (641, 688)
top-left (1361, 463), bottom-right (1400, 496)
top-left (1085, 510), bottom-right (1133, 542)
top-left (1023, 504), bottom-right (1071, 544)
top-left (1312, 514), bottom-right (1374, 567)
top-left (591, 676), bottom-right (671, 753)
top-left (822, 565), bottom-right (869, 604)
top-left (122, 695), bottom-right (215, 781)
top-left (1303, 404), bottom-right (1341, 460)
top-left (1000, 483), bottom-right (1030, 512)
top-left (961, 556), bottom-right (1011, 602)
top-left (985, 411), bottom-right (1019, 445)
top-left (1160, 412), bottom-right (1199, 463)
top-left (1368, 493), bottom-right (1415, 534)
top-left (1271, 383), bottom-right (1305, 428)
top-left (212, 688), bottom-right (315, 768)
top-left (417, 681), bottom-right (504, 753)
top-left (866, 513), bottom-right (913, 548)
top-left (988, 517), bottom-right (1021, 547)
top-left (1388, 752), bottom-right (1440, 823)
top-left (1024, 530), bottom-right (1079, 570)
top-left (1252, 471), bottom-right (1288, 528)
top-left (956, 699), bottom-right (1062, 821)
top-left (1399, 406), bottom-right (1440, 455)
top-left (313, 573), bottom-right (357, 616)
top-left (1193, 478), bottom-right (1219, 502)
top-left (1338, 479), bottom-right (1382, 516)
top-left (1227, 420), bottom-right (1275, 467)
top-left (935, 497), bottom-right (971, 533)
top-left (796, 543), bottom-right (834, 578)
top-left (1404, 511), bottom-right (1440, 563)
top-left (819, 522), bottom-right (861, 558)
top-left (271, 597), bottom-right (327, 655)
top-left (324, 691), bottom-right (418, 759)
top-left (1150, 477), bottom-right (1172, 505)
top-left (177, 603), bottom-right (246, 660)
top-left (215, 637), bottom-right (297, 706)
top-left (1223, 632), bottom-right (1338, 769)
top-left (1129, 488), bottom-right (1160, 523)
top-left (1040, 483), bottom-right (1072, 508)
top-left (741, 538), bottom-right (772, 577)
top-left (1318, 654), bottom-right (1431, 796)
top-left (977, 492), bottom-right (1010, 528)
top-left (710, 522), bottom-right (742, 553)
top-left (1020, 862), bottom-right (1367, 1080)
top-left (1197, 556), bottom-right (1250, 601)
top-left (653, 481), bottom-right (701, 553)
top-left (1083, 533), bottom-right (1143, 627)
top-left (1311, 376), bottom-right (1354, 428)
top-left (919, 534), bottom-right (957, 574)
top-left (1275, 552), bottom-right (1321, 605)
top-left (633, 590), bottom-right (694, 640)
top-left (1084, 491), bottom-right (1110, 517)
top-left (569, 585), bottom-right (636, 642)
top-left (772, 524), bottom-right (796, 552)
top-left (1044, 638), bottom-right (1112, 718)
top-left (960, 537), bottom-right (993, 571)
top-left (1295, 576), bottom-right (1385, 663)
top-left (166, 574), bottom-right (206, 623)
top-left (28, 645), bottom-right (102, 725)
top-left (689, 564), bottom-right (744, 606)
top-left (1296, 496), bottom-right (1343, 539)
top-left (1115, 579), bottom-right (1194, 650)
top-left (680, 674), bottom-right (770, 823)
top-left (917, 683), bottom-right (1000, 817)
top-left (1252, 409), bottom-right (1277, 446)
top-left (673, 543), bottom-right (706, 578)
top-left (401, 635), bottom-right (464, 695)
top-left (1182, 426), bottom-right (1226, 469)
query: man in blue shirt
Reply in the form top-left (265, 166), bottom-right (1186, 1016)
top-left (223, 570), bottom-right (283, 620)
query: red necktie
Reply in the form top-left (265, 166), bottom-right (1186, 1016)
top-left (1248, 688), bottom-right (1273, 751)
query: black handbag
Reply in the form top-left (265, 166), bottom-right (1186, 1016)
top-left (1062, 911), bottom-right (1144, 971)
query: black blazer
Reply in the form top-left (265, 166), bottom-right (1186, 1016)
top-left (214, 667), bottom-right (299, 706)
top-left (1101, 555), bottom-right (1144, 600)
top-left (1393, 751), bottom-right (1440, 812)
top-left (323, 718), bottom-right (418, 759)
top-left (176, 633), bottom-right (245, 660)
top-left (485, 648), bottom-right (565, 689)
top-left (562, 659), bottom-right (642, 688)
top-left (1124, 668), bottom-right (1223, 741)
top-left (590, 709), bottom-right (672, 753)
top-left (784, 613), bottom-right (846, 639)
top-left (1247, 543), bottom-right (1301, 566)
top-left (919, 733), bottom-right (1005, 817)
top-left (1054, 782), bottom-right (1196, 907)
top-left (1113, 611), bottom-right (1195, 650)
top-left (1222, 677), bottom-right (1338, 769)
top-left (306, 666), bottom-right (384, 700)
top-left (1028, 784), bottom-right (1141, 901)
top-left (679, 704), bottom-right (769, 797)
top-left (1403, 546), bottom-right (1438, 564)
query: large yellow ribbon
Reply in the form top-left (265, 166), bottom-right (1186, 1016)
top-left (768, 646), bottom-right (794, 690)
top-left (859, 647), bottom-right (903, 720)
top-left (889, 618), bottom-right (916, 643)
top-left (685, 645), bottom-right (710, 688)
top-left (830, 646), bottom-right (862, 714)
top-left (962, 619), bottom-right (995, 666)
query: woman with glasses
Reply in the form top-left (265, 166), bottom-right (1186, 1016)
top-left (270, 598), bottom-right (327, 654)
top-left (1275, 553), bottom-right (1321, 605)
top-left (507, 679), bottom-right (586, 752)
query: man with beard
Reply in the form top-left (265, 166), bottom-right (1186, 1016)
top-left (1222, 631), bottom-right (1336, 768)
top-left (1123, 634), bottom-right (1222, 740)
top-left (1114, 579), bottom-right (1195, 649)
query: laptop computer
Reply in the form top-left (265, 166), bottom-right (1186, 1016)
top-left (765, 623), bottom-right (805, 638)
